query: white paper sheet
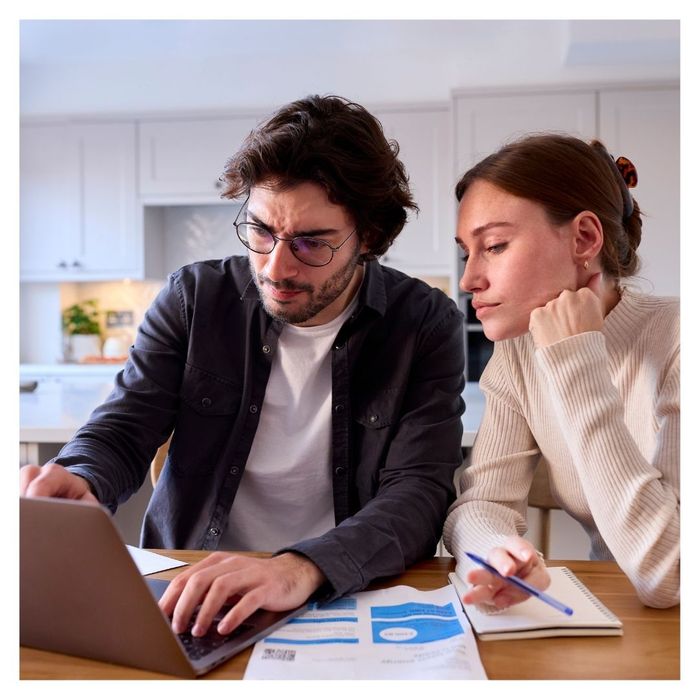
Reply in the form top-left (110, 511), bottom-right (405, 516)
top-left (126, 545), bottom-right (187, 575)
top-left (244, 584), bottom-right (487, 680)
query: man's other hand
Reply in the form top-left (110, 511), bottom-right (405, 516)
top-left (20, 462), bottom-right (98, 502)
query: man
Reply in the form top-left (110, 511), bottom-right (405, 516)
top-left (20, 95), bottom-right (465, 639)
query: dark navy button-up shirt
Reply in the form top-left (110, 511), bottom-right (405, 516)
top-left (56, 256), bottom-right (465, 600)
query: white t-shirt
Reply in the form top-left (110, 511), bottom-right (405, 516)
top-left (221, 294), bottom-right (359, 552)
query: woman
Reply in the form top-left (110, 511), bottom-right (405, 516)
top-left (443, 134), bottom-right (679, 609)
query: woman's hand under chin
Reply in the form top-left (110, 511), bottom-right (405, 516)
top-left (529, 273), bottom-right (607, 349)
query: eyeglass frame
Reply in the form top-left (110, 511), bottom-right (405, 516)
top-left (233, 194), bottom-right (358, 268)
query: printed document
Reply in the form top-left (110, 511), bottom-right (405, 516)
top-left (244, 584), bottom-right (487, 680)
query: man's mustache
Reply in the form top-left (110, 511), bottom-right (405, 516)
top-left (257, 275), bottom-right (313, 293)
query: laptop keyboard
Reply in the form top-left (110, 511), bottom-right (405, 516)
top-left (177, 613), bottom-right (256, 661)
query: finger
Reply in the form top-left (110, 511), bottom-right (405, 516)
top-left (19, 465), bottom-right (42, 494)
top-left (191, 575), bottom-right (245, 637)
top-left (462, 582), bottom-right (506, 606)
top-left (501, 536), bottom-right (538, 568)
top-left (170, 563), bottom-right (235, 634)
top-left (158, 552), bottom-right (233, 615)
top-left (216, 588), bottom-right (266, 636)
top-left (465, 568), bottom-right (500, 587)
top-left (492, 587), bottom-right (530, 608)
top-left (488, 547), bottom-right (520, 577)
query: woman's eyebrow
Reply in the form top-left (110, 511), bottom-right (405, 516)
top-left (471, 221), bottom-right (514, 236)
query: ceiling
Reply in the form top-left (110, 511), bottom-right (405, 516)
top-left (19, 19), bottom-right (680, 116)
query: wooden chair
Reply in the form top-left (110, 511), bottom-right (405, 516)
top-left (150, 435), bottom-right (172, 487)
top-left (527, 459), bottom-right (560, 559)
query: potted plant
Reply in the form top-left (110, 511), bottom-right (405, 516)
top-left (62, 299), bottom-right (103, 362)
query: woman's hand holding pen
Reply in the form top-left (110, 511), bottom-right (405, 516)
top-left (462, 536), bottom-right (550, 609)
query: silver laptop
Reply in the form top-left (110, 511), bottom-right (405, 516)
top-left (20, 496), bottom-right (307, 678)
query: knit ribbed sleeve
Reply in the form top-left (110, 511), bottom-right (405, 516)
top-left (443, 289), bottom-right (680, 608)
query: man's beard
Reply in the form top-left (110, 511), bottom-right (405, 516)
top-left (250, 246), bottom-right (362, 325)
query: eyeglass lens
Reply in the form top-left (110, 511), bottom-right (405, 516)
top-left (237, 224), bottom-right (333, 266)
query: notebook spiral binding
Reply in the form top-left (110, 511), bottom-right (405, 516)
top-left (561, 567), bottom-right (618, 621)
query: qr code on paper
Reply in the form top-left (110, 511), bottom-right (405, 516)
top-left (262, 648), bottom-right (296, 662)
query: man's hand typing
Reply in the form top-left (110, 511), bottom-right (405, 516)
top-left (158, 551), bottom-right (326, 637)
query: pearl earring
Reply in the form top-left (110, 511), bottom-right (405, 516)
top-left (583, 260), bottom-right (590, 270)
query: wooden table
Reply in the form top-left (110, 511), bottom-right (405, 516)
top-left (20, 553), bottom-right (680, 680)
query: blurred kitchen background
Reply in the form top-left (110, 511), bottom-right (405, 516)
top-left (19, 19), bottom-right (680, 551)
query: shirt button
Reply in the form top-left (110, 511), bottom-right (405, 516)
top-left (262, 345), bottom-right (271, 354)
top-left (369, 414), bottom-right (378, 423)
top-left (334, 404), bottom-right (345, 413)
top-left (334, 342), bottom-right (344, 350)
top-left (249, 404), bottom-right (258, 413)
top-left (209, 527), bottom-right (220, 537)
top-left (201, 397), bottom-right (212, 408)
top-left (229, 466), bottom-right (239, 475)
top-left (335, 467), bottom-right (346, 476)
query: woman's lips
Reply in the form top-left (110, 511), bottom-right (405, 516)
top-left (473, 302), bottom-right (499, 319)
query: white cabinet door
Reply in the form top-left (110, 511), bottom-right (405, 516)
top-left (599, 88), bottom-right (680, 297)
top-left (20, 124), bottom-right (82, 276)
top-left (20, 122), bottom-right (140, 281)
top-left (138, 117), bottom-right (261, 203)
top-left (375, 108), bottom-right (452, 275)
top-left (80, 123), bottom-right (139, 276)
top-left (454, 91), bottom-right (597, 178)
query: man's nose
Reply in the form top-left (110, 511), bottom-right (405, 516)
top-left (264, 238), bottom-right (299, 281)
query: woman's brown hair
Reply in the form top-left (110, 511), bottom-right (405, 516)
top-left (455, 133), bottom-right (642, 278)
top-left (221, 94), bottom-right (417, 260)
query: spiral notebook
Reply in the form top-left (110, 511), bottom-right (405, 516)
top-left (449, 567), bottom-right (623, 640)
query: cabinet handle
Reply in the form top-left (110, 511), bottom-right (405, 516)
top-left (57, 260), bottom-right (68, 268)
top-left (71, 260), bottom-right (82, 268)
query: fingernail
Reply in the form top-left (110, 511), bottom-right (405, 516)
top-left (217, 623), bottom-right (228, 636)
top-left (192, 624), bottom-right (204, 637)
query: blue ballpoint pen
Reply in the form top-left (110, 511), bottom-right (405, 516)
top-left (465, 551), bottom-right (574, 616)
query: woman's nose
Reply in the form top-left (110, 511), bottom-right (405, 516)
top-left (459, 257), bottom-right (486, 294)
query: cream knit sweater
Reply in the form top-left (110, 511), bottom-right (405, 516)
top-left (443, 288), bottom-right (680, 608)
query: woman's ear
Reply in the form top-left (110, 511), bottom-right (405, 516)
top-left (571, 210), bottom-right (604, 266)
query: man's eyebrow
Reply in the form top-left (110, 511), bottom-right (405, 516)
top-left (246, 210), bottom-right (340, 238)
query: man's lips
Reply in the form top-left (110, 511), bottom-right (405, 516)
top-left (267, 287), bottom-right (303, 302)
top-left (261, 278), bottom-right (311, 302)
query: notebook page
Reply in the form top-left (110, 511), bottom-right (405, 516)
top-left (450, 567), bottom-right (621, 634)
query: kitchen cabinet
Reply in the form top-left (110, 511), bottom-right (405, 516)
top-left (452, 84), bottom-right (679, 379)
top-left (374, 107), bottom-right (453, 276)
top-left (598, 87), bottom-right (680, 297)
top-left (138, 116), bottom-right (261, 203)
top-left (20, 122), bottom-right (140, 281)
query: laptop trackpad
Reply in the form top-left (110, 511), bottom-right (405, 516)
top-left (146, 577), bottom-right (170, 600)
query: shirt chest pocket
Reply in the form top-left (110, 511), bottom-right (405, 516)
top-left (170, 364), bottom-right (241, 476)
top-left (352, 387), bottom-right (402, 500)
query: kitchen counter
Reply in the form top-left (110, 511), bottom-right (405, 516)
top-left (20, 375), bottom-right (484, 451)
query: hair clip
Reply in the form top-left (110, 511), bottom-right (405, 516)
top-left (615, 156), bottom-right (638, 189)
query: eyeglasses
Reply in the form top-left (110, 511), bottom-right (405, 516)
top-left (233, 196), bottom-right (357, 267)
